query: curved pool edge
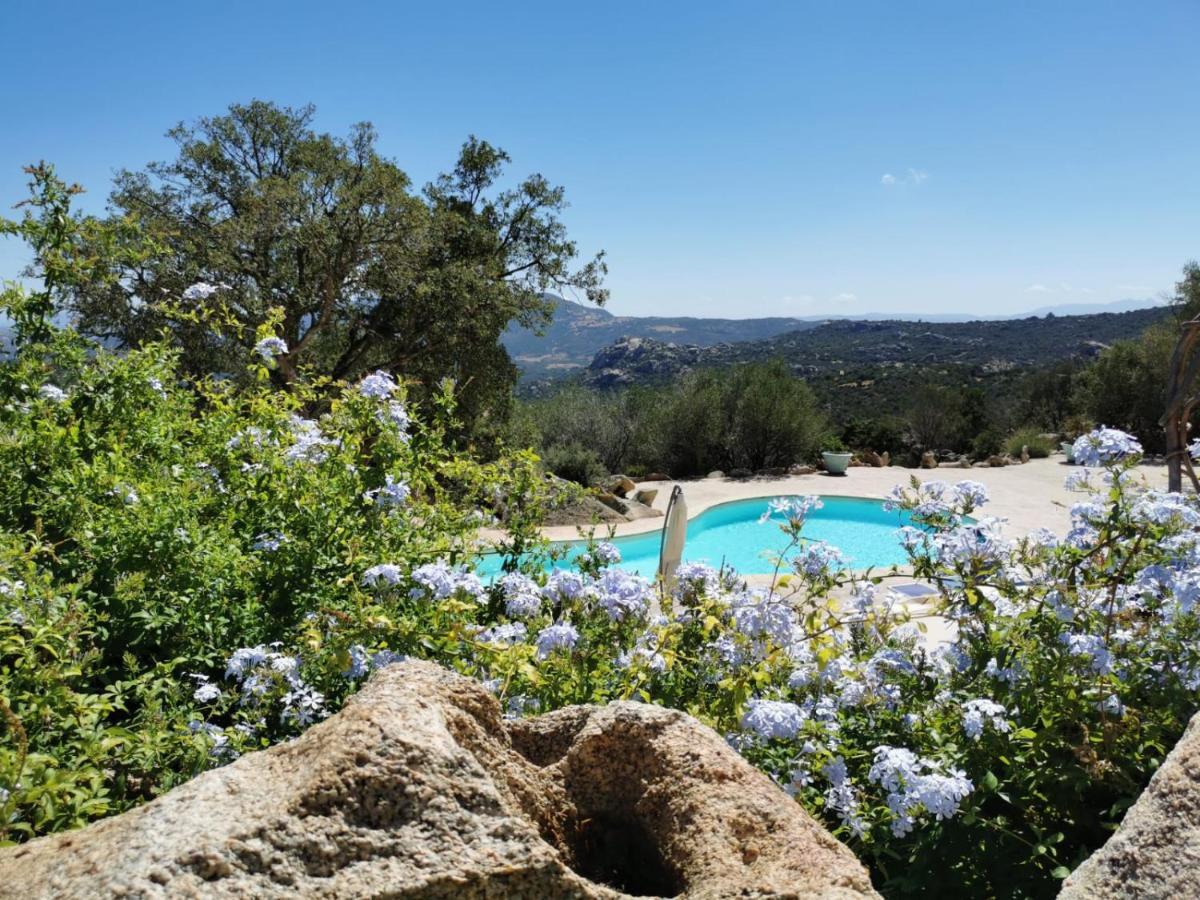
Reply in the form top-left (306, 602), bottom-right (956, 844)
top-left (477, 492), bottom-right (931, 580)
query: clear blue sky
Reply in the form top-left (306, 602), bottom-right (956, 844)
top-left (1, 1), bottom-right (1197, 318)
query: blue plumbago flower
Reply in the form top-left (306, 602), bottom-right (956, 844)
top-left (1025, 527), bottom-right (1059, 549)
top-left (380, 401), bottom-right (411, 442)
top-left (226, 645), bottom-right (271, 679)
top-left (617, 632), bottom-right (667, 672)
top-left (543, 570), bottom-right (587, 603)
top-left (280, 684), bottom-right (326, 726)
top-left (182, 281), bottom-right (221, 300)
top-left (148, 376), bottom-right (166, 396)
top-left (187, 720), bottom-right (232, 759)
top-left (741, 699), bottom-right (807, 740)
top-left (1064, 470), bottom-right (1103, 492)
top-left (478, 622), bottom-right (529, 646)
top-left (961, 698), bottom-right (1010, 740)
top-left (226, 426), bottom-right (267, 451)
top-left (535, 621), bottom-right (580, 658)
top-left (1072, 427), bottom-right (1142, 467)
top-left (731, 589), bottom-right (796, 644)
top-left (760, 495), bottom-right (823, 527)
top-left (671, 562), bottom-right (720, 600)
top-left (868, 746), bottom-right (973, 836)
top-left (499, 573), bottom-right (543, 619)
top-left (822, 756), bottom-right (867, 836)
top-left (357, 370), bottom-right (397, 400)
top-left (984, 657), bottom-right (1023, 684)
top-left (897, 525), bottom-right (929, 555)
top-left (1190, 438), bottom-right (1200, 460)
top-left (251, 531), bottom-right (286, 552)
top-left (886, 481), bottom-right (949, 518)
top-left (793, 541), bottom-right (846, 577)
top-left (594, 569), bottom-right (653, 622)
top-left (589, 541), bottom-right (621, 565)
top-left (253, 336), bottom-right (288, 362)
top-left (1132, 491), bottom-right (1200, 528)
top-left (932, 517), bottom-right (1010, 567)
top-left (343, 645), bottom-right (369, 679)
top-left (190, 674), bottom-right (221, 703)
top-left (0, 579), bottom-right (25, 598)
top-left (38, 384), bottom-right (67, 403)
top-left (364, 474), bottom-right (410, 508)
top-left (952, 480), bottom-right (989, 510)
top-left (285, 416), bottom-right (338, 465)
top-left (362, 563), bottom-right (403, 587)
top-left (410, 561), bottom-right (486, 603)
top-left (110, 485), bottom-right (140, 506)
top-left (1061, 632), bottom-right (1112, 674)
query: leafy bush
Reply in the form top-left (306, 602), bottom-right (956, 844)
top-left (0, 312), bottom-right (555, 841)
top-left (540, 442), bottom-right (607, 486)
top-left (1004, 427), bottom-right (1055, 459)
top-left (970, 427), bottom-right (1005, 460)
top-left (841, 416), bottom-right (908, 455)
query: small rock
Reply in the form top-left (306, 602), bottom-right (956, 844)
top-left (727, 468), bottom-right (753, 480)
top-left (595, 490), bottom-right (625, 512)
top-left (706, 470), bottom-right (725, 479)
top-left (987, 455), bottom-right (1009, 468)
top-left (1020, 445), bottom-right (1030, 464)
top-left (633, 488), bottom-right (658, 506)
top-left (643, 472), bottom-right (672, 482)
top-left (862, 450), bottom-right (884, 468)
top-left (789, 464), bottom-right (817, 476)
top-left (920, 451), bottom-right (938, 469)
top-left (619, 499), bottom-right (664, 520)
top-left (604, 475), bottom-right (637, 497)
top-left (880, 451), bottom-right (891, 467)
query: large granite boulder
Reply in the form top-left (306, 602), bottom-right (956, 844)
top-left (0, 660), bottom-right (878, 899)
top-left (1059, 711), bottom-right (1200, 899)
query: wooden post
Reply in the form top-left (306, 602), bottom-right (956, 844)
top-left (1160, 318), bottom-right (1200, 493)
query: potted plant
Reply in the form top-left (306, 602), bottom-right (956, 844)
top-left (1061, 441), bottom-right (1076, 463)
top-left (821, 438), bottom-right (853, 476)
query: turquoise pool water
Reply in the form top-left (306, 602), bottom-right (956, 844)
top-left (479, 495), bottom-right (919, 578)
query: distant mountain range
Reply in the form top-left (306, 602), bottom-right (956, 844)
top-left (577, 307), bottom-right (1170, 390)
top-left (502, 296), bottom-right (1165, 379)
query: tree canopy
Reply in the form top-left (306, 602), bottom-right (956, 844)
top-left (59, 100), bottom-right (607, 427)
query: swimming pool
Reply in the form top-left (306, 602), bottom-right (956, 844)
top-left (478, 495), bottom-right (919, 578)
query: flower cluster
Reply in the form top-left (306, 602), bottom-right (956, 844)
top-left (1072, 427), bottom-right (1143, 467)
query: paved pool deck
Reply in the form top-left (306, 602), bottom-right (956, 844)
top-left (541, 455), bottom-right (1169, 544)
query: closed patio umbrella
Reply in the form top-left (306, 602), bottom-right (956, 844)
top-left (658, 485), bottom-right (687, 591)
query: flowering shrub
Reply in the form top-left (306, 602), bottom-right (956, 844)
top-left (1, 269), bottom-right (1196, 899)
top-left (203, 433), bottom-right (1200, 897)
top-left (0, 307), bottom-right (559, 841)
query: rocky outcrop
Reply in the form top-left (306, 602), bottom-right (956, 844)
top-left (602, 475), bottom-right (637, 498)
top-left (1059, 711), bottom-right (1200, 899)
top-left (0, 661), bottom-right (878, 899)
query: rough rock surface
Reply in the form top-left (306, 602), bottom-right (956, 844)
top-left (1059, 711), bottom-right (1200, 899)
top-left (0, 661), bottom-right (878, 899)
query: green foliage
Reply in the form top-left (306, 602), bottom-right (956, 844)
top-left (539, 442), bottom-right (607, 486)
top-left (1073, 262), bottom-right (1200, 452)
top-left (25, 103), bottom-right (606, 433)
top-left (1004, 427), bottom-right (1055, 459)
top-left (840, 416), bottom-right (908, 455)
top-left (0, 231), bottom-right (555, 842)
